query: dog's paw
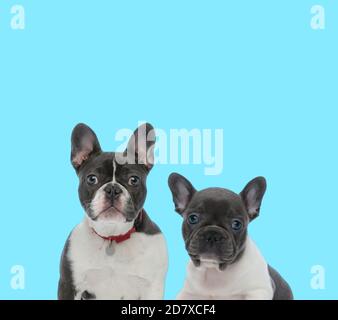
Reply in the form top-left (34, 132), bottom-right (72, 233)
top-left (81, 290), bottom-right (96, 300)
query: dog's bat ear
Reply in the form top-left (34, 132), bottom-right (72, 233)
top-left (168, 173), bottom-right (196, 215)
top-left (71, 123), bottom-right (102, 172)
top-left (240, 176), bottom-right (267, 221)
top-left (124, 123), bottom-right (155, 171)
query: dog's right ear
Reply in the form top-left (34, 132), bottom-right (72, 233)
top-left (168, 173), bottom-right (196, 215)
top-left (71, 123), bottom-right (102, 172)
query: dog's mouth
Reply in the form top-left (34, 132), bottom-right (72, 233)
top-left (93, 205), bottom-right (126, 221)
top-left (187, 231), bottom-right (238, 271)
top-left (188, 252), bottom-right (236, 271)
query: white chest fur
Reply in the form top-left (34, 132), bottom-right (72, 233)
top-left (68, 220), bottom-right (168, 300)
top-left (177, 237), bottom-right (274, 300)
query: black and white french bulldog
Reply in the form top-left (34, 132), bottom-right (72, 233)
top-left (58, 123), bottom-right (168, 300)
top-left (168, 173), bottom-right (293, 300)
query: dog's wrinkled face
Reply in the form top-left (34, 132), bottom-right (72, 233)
top-left (78, 154), bottom-right (149, 223)
top-left (71, 123), bottom-right (155, 236)
top-left (168, 173), bottom-right (266, 271)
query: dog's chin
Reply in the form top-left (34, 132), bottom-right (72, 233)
top-left (189, 253), bottom-right (235, 271)
top-left (95, 206), bottom-right (127, 221)
top-left (86, 208), bottom-right (135, 237)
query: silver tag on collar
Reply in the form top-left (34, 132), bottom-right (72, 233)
top-left (105, 241), bottom-right (115, 256)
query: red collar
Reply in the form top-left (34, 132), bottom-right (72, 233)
top-left (92, 227), bottom-right (136, 244)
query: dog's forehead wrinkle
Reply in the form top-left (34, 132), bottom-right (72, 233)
top-left (115, 164), bottom-right (148, 178)
top-left (189, 188), bottom-right (244, 216)
top-left (80, 152), bottom-right (115, 172)
top-left (114, 152), bottom-right (149, 173)
top-left (185, 202), bottom-right (205, 214)
top-left (195, 188), bottom-right (241, 202)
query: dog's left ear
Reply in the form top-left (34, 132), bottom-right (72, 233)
top-left (240, 177), bottom-right (267, 221)
top-left (124, 123), bottom-right (156, 171)
top-left (168, 173), bottom-right (197, 215)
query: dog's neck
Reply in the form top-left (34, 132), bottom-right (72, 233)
top-left (180, 237), bottom-right (273, 300)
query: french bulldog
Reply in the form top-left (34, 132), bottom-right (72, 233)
top-left (58, 123), bottom-right (168, 300)
top-left (168, 173), bottom-right (293, 300)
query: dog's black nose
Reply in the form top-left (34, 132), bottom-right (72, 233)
top-left (203, 231), bottom-right (226, 245)
top-left (104, 184), bottom-right (123, 199)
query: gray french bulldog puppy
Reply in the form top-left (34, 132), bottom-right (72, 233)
top-left (58, 123), bottom-right (168, 300)
top-left (168, 173), bottom-right (293, 300)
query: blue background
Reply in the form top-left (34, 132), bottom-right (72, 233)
top-left (0, 1), bottom-right (337, 299)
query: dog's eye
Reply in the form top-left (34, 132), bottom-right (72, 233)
top-left (128, 176), bottom-right (140, 186)
top-left (86, 175), bottom-right (98, 185)
top-left (187, 214), bottom-right (199, 225)
top-left (231, 219), bottom-right (243, 231)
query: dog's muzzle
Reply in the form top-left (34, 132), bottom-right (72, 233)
top-left (187, 225), bottom-right (237, 269)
